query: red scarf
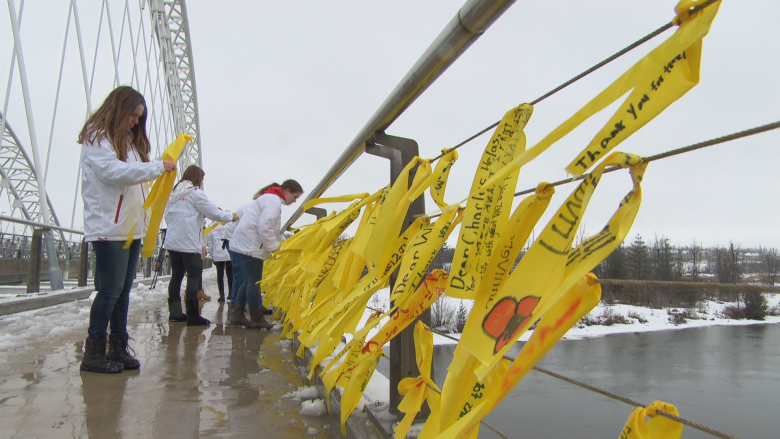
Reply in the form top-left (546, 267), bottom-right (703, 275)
top-left (263, 186), bottom-right (285, 201)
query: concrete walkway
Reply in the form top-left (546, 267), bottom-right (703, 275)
top-left (0, 268), bottom-right (339, 439)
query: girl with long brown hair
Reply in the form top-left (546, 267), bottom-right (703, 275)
top-left (79, 86), bottom-right (176, 374)
top-left (163, 165), bottom-right (238, 325)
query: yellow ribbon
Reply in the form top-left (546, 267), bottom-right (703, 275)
top-left (128, 133), bottom-right (192, 256)
top-left (619, 401), bottom-right (683, 439)
top-left (389, 208), bottom-right (462, 307)
top-left (460, 152), bottom-right (647, 377)
top-left (447, 104), bottom-right (532, 300)
top-left (459, 0), bottom-right (720, 204)
top-left (430, 149), bottom-right (458, 209)
top-left (203, 221), bottom-right (226, 237)
top-left (302, 192), bottom-right (370, 212)
top-left (431, 275), bottom-right (601, 439)
top-left (395, 322), bottom-right (440, 439)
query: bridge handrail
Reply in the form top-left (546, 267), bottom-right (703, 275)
top-left (282, 0), bottom-right (517, 231)
top-left (0, 214), bottom-right (83, 235)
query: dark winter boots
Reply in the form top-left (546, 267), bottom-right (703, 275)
top-left (168, 298), bottom-right (188, 322)
top-left (230, 303), bottom-right (250, 327)
top-left (107, 333), bottom-right (141, 370)
top-left (80, 337), bottom-right (123, 374)
top-left (248, 308), bottom-right (273, 329)
top-left (185, 299), bottom-right (211, 326)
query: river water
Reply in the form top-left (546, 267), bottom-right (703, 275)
top-left (378, 323), bottom-right (780, 438)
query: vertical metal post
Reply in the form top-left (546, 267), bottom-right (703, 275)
top-left (6, 0), bottom-right (64, 291)
top-left (143, 257), bottom-right (152, 277)
top-left (365, 132), bottom-right (431, 416)
top-left (305, 207), bottom-right (328, 220)
top-left (78, 239), bottom-right (88, 287)
top-left (27, 228), bottom-right (42, 293)
top-left (69, 0), bottom-right (92, 238)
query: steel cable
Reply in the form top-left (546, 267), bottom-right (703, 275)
top-left (513, 120), bottom-right (780, 197)
top-left (594, 278), bottom-right (780, 294)
top-left (431, 0), bottom-right (721, 162)
top-left (423, 327), bottom-right (742, 439)
top-left (355, 310), bottom-right (742, 438)
top-left (422, 120), bottom-right (780, 220)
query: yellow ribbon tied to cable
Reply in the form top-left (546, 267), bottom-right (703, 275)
top-left (430, 149), bottom-right (458, 209)
top-left (395, 321), bottom-right (440, 439)
top-left (128, 133), bottom-right (192, 257)
top-left (447, 104), bottom-right (532, 300)
top-left (464, 0), bottom-right (721, 198)
top-left (428, 274), bottom-right (602, 439)
top-left (460, 152), bottom-right (647, 377)
top-left (618, 401), bottom-right (683, 439)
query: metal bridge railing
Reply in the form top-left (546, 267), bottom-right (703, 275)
top-left (279, 0), bottom-right (521, 418)
top-left (0, 215), bottom-right (169, 294)
top-left (274, 0), bottom-right (762, 437)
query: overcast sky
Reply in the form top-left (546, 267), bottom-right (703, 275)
top-left (1, 0), bottom-right (779, 249)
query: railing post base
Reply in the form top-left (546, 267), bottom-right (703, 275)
top-left (78, 239), bottom-right (89, 287)
top-left (366, 132), bottom-right (431, 419)
top-left (27, 229), bottom-right (43, 293)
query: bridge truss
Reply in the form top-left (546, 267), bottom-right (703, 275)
top-left (0, 0), bottom-right (202, 239)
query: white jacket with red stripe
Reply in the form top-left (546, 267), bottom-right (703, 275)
top-left (80, 137), bottom-right (165, 242)
top-left (229, 193), bottom-right (284, 260)
top-left (162, 181), bottom-right (233, 254)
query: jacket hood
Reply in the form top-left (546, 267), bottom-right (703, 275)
top-left (169, 180), bottom-right (195, 203)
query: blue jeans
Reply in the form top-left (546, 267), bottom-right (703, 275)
top-left (232, 253), bottom-right (264, 310)
top-left (228, 249), bottom-right (244, 307)
top-left (88, 239), bottom-right (142, 339)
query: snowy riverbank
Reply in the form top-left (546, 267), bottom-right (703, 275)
top-left (357, 288), bottom-right (780, 346)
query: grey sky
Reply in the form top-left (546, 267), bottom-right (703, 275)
top-left (1, 0), bottom-right (779, 249)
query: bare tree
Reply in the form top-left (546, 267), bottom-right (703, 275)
top-left (760, 247), bottom-right (780, 285)
top-left (575, 222), bottom-right (589, 247)
top-left (689, 238), bottom-right (701, 281)
top-left (714, 241), bottom-right (743, 302)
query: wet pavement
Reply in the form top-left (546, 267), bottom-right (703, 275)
top-left (0, 268), bottom-right (333, 439)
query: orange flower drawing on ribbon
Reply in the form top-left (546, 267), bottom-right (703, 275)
top-left (482, 296), bottom-right (540, 354)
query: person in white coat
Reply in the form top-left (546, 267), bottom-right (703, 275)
top-left (78, 86), bottom-right (176, 374)
top-left (224, 190), bottom-right (264, 326)
top-left (163, 165), bottom-right (238, 325)
top-left (206, 222), bottom-right (232, 302)
top-left (230, 180), bottom-right (303, 329)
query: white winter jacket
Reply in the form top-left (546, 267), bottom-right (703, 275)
top-left (80, 137), bottom-right (165, 242)
top-left (162, 181), bottom-right (233, 254)
top-left (230, 193), bottom-right (285, 260)
top-left (206, 224), bottom-right (231, 262)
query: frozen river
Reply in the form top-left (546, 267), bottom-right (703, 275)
top-left (377, 323), bottom-right (780, 438)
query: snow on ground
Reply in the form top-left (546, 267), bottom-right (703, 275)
top-left (0, 277), bottom-right (171, 358)
top-left (0, 266), bottom-right (229, 355)
top-left (357, 287), bottom-right (780, 345)
top-left (562, 296), bottom-right (780, 340)
top-left (283, 386), bottom-right (320, 401)
top-left (300, 399), bottom-right (327, 417)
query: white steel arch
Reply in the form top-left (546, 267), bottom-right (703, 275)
top-left (0, 0), bottom-right (202, 287)
top-left (149, 0), bottom-right (202, 169)
top-left (0, 0), bottom-right (202, 236)
top-left (0, 110), bottom-right (61, 232)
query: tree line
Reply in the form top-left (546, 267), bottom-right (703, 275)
top-left (427, 234), bottom-right (780, 319)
